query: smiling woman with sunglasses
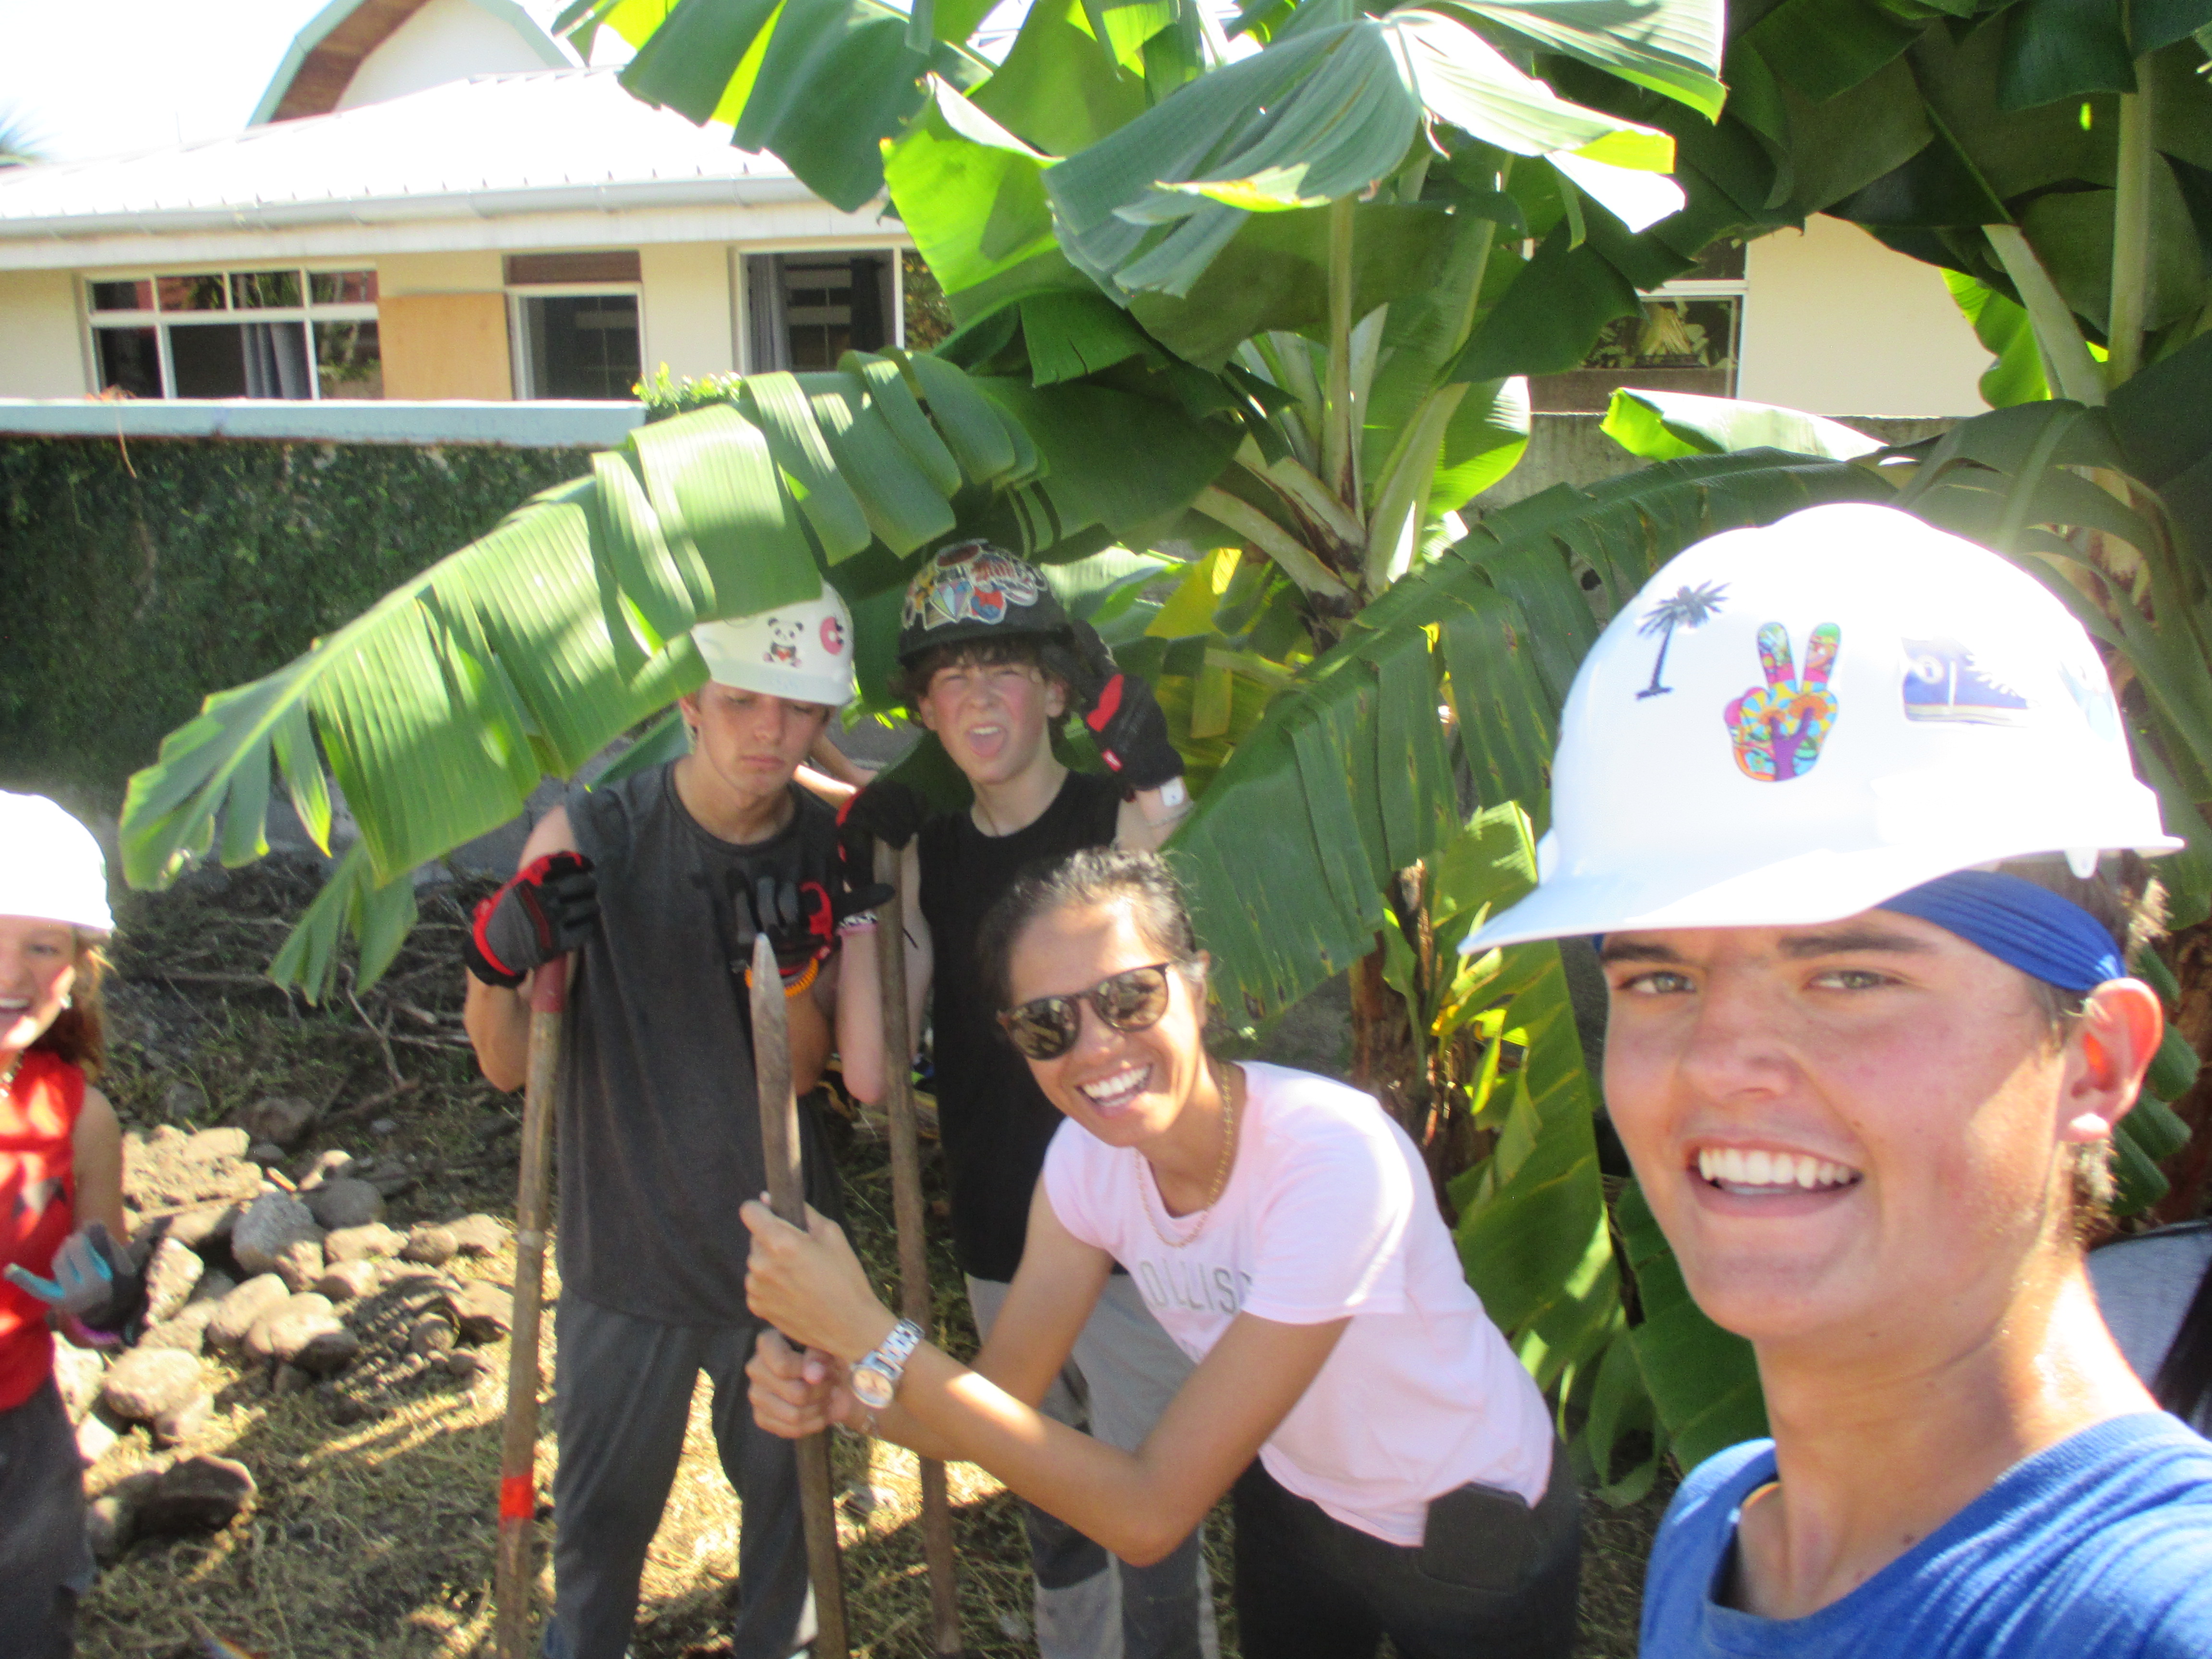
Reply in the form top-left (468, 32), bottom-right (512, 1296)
top-left (742, 848), bottom-right (1575, 1659)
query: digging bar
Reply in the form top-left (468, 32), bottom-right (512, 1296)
top-left (752, 931), bottom-right (852, 1659)
top-left (874, 840), bottom-right (964, 1654)
top-left (495, 956), bottom-right (567, 1659)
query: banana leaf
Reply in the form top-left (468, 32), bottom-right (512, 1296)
top-left (117, 354), bottom-right (1223, 1001)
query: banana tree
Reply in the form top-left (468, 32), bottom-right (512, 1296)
top-left (136, 0), bottom-right (2206, 1496)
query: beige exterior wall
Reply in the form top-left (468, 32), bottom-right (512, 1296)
top-left (1737, 216), bottom-right (1990, 417)
top-left (336, 0), bottom-right (560, 112)
top-left (639, 242), bottom-right (737, 381)
top-left (0, 270), bottom-right (87, 397)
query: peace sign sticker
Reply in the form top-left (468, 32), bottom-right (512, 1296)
top-left (1725, 622), bottom-right (1840, 782)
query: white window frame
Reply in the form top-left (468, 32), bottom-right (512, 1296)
top-left (82, 267), bottom-right (380, 400)
top-left (1627, 269), bottom-right (1749, 395)
top-left (505, 282), bottom-right (646, 401)
top-left (733, 244), bottom-right (908, 374)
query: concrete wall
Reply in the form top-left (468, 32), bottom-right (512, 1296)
top-left (639, 242), bottom-right (737, 380)
top-left (336, 0), bottom-right (561, 112)
top-left (0, 270), bottom-right (86, 397)
top-left (1738, 216), bottom-right (1990, 417)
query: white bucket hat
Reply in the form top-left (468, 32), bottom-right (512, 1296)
top-left (690, 587), bottom-right (857, 709)
top-left (1465, 503), bottom-right (2178, 952)
top-left (0, 792), bottom-right (113, 935)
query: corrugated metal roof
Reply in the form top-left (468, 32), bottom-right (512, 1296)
top-left (0, 69), bottom-right (803, 240)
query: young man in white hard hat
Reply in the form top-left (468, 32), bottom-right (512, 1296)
top-left (462, 591), bottom-right (885, 1659)
top-left (833, 541), bottom-right (1216, 1659)
top-left (1462, 502), bottom-right (2212, 1656)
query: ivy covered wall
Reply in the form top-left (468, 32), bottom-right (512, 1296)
top-left (0, 435), bottom-right (590, 811)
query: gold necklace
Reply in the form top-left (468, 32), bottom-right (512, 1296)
top-left (1141, 1064), bottom-right (1240, 1249)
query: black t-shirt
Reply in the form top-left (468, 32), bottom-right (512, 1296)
top-left (918, 769), bottom-right (1123, 1283)
top-left (559, 764), bottom-right (842, 1325)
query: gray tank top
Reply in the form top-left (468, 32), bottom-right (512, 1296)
top-left (557, 762), bottom-right (841, 1326)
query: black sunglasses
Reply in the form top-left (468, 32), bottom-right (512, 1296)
top-left (998, 963), bottom-right (1175, 1061)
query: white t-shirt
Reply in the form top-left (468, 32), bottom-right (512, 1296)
top-left (1040, 1061), bottom-right (1554, 1546)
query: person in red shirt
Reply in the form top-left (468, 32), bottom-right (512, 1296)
top-left (0, 792), bottom-right (144, 1657)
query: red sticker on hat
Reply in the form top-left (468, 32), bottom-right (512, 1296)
top-left (821, 616), bottom-right (847, 655)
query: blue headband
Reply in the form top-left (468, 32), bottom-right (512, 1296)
top-left (1878, 869), bottom-right (2126, 992)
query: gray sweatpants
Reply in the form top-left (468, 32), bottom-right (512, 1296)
top-left (542, 1295), bottom-right (811, 1659)
top-left (967, 1273), bottom-right (1220, 1659)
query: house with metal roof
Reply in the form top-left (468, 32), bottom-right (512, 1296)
top-left (0, 0), bottom-right (1994, 416)
top-left (0, 0), bottom-right (912, 405)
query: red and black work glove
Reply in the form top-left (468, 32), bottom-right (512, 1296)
top-left (836, 778), bottom-right (927, 887)
top-left (735, 876), bottom-right (846, 987)
top-left (1044, 619), bottom-right (1185, 792)
top-left (465, 852), bottom-right (599, 987)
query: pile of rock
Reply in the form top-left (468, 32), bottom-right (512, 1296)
top-left (65, 1123), bottom-right (524, 1552)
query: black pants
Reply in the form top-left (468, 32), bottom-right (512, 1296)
top-left (1230, 1445), bottom-right (1579, 1659)
top-left (542, 1296), bottom-right (812, 1659)
top-left (0, 1379), bottom-right (94, 1659)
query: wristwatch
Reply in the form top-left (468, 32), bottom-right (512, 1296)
top-left (850, 1318), bottom-right (925, 1411)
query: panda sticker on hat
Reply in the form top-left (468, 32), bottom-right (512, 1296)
top-left (690, 587), bottom-right (857, 708)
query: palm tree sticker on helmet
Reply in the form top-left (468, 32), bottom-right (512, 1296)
top-left (1726, 622), bottom-right (1841, 782)
top-left (1635, 581), bottom-right (1728, 699)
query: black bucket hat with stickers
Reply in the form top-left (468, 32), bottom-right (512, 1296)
top-left (895, 539), bottom-right (1074, 666)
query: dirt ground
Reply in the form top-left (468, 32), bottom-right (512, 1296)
top-left (72, 860), bottom-right (1665, 1658)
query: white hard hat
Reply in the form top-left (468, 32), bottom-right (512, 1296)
top-left (1466, 503), bottom-right (2178, 952)
top-left (0, 792), bottom-right (113, 935)
top-left (690, 587), bottom-right (857, 708)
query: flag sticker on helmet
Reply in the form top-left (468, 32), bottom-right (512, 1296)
top-left (763, 617), bottom-right (804, 668)
top-left (1726, 622), bottom-right (1840, 782)
top-left (903, 541), bottom-right (1047, 632)
top-left (1902, 638), bottom-right (2031, 726)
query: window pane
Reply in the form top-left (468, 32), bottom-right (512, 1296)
top-left (89, 280), bottom-right (153, 313)
top-left (779, 253), bottom-right (888, 370)
top-left (93, 326), bottom-right (161, 397)
top-left (519, 294), bottom-right (640, 399)
top-left (158, 274), bottom-right (228, 312)
top-left (315, 319), bottom-right (383, 399)
top-left (234, 269), bottom-right (302, 308)
top-left (1528, 297), bottom-right (1741, 412)
top-left (310, 269), bottom-right (378, 305)
top-left (168, 324), bottom-right (247, 397)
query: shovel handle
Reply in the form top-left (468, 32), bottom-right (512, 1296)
top-left (494, 958), bottom-right (567, 1659)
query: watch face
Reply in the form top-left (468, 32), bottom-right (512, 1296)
top-left (852, 1363), bottom-right (895, 1410)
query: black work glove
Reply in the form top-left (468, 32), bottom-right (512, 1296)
top-left (5, 1222), bottom-right (146, 1345)
top-left (736, 876), bottom-right (878, 986)
top-left (1043, 619), bottom-right (1185, 792)
top-left (466, 851), bottom-right (598, 987)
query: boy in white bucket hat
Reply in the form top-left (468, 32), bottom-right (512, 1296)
top-left (1462, 503), bottom-right (2212, 1656)
top-left (462, 588), bottom-right (887, 1659)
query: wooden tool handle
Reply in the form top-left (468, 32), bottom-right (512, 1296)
top-left (874, 841), bottom-right (964, 1655)
top-left (751, 933), bottom-right (850, 1658)
top-left (494, 958), bottom-right (567, 1659)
